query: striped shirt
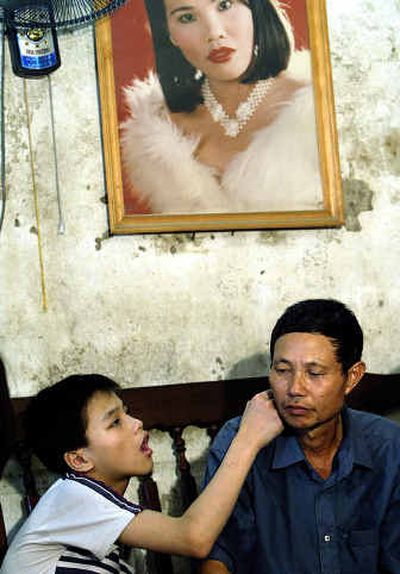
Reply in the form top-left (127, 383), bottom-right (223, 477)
top-left (55, 545), bottom-right (134, 573)
top-left (1, 472), bottom-right (142, 574)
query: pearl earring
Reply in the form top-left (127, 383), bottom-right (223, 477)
top-left (194, 69), bottom-right (203, 81)
top-left (253, 44), bottom-right (259, 57)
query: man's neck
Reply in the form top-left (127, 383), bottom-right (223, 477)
top-left (298, 414), bottom-right (343, 479)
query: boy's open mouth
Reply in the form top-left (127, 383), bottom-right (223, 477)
top-left (140, 433), bottom-right (153, 457)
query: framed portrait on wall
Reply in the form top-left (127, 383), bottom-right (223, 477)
top-left (96, 0), bottom-right (344, 234)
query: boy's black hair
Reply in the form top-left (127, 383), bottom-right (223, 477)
top-left (269, 299), bottom-right (364, 372)
top-left (144, 0), bottom-right (292, 112)
top-left (25, 374), bottom-right (120, 475)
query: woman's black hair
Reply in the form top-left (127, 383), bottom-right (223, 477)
top-left (144, 0), bottom-right (292, 112)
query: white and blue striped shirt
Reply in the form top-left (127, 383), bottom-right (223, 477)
top-left (1, 472), bottom-right (142, 574)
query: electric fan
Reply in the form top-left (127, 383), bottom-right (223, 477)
top-left (0, 0), bottom-right (129, 76)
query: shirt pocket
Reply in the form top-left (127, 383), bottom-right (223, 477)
top-left (342, 528), bottom-right (379, 574)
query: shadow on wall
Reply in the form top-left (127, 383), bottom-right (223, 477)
top-left (342, 177), bottom-right (374, 232)
top-left (227, 352), bottom-right (270, 380)
top-left (387, 365), bottom-right (400, 424)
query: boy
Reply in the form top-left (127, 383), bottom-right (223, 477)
top-left (1, 374), bottom-right (282, 573)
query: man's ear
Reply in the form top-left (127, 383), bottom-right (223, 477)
top-left (64, 448), bottom-right (94, 473)
top-left (344, 361), bottom-right (366, 395)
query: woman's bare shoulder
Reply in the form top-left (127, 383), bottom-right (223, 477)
top-left (169, 106), bottom-right (210, 135)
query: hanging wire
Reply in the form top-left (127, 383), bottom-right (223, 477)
top-left (47, 74), bottom-right (64, 234)
top-left (0, 12), bottom-right (5, 234)
top-left (23, 78), bottom-right (48, 311)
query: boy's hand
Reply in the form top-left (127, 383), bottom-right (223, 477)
top-left (237, 390), bottom-right (284, 451)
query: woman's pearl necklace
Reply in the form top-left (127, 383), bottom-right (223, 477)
top-left (201, 78), bottom-right (275, 138)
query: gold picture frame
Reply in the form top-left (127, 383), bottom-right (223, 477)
top-left (96, 0), bottom-right (344, 234)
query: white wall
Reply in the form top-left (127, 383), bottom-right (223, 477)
top-left (0, 1), bottom-right (399, 396)
top-left (0, 0), bottom-right (399, 557)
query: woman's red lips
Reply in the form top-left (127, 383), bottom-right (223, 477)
top-left (208, 47), bottom-right (235, 63)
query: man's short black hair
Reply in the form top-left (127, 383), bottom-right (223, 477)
top-left (25, 374), bottom-right (120, 475)
top-left (270, 299), bottom-right (364, 372)
top-left (144, 0), bottom-right (292, 112)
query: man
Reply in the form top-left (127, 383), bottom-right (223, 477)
top-left (201, 299), bottom-right (400, 574)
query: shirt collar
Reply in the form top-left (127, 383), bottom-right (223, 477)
top-left (272, 432), bottom-right (305, 469)
top-left (341, 406), bottom-right (374, 469)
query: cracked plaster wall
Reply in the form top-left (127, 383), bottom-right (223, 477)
top-left (0, 0), bottom-right (399, 560)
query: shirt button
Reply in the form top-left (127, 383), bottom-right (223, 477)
top-left (324, 535), bottom-right (331, 542)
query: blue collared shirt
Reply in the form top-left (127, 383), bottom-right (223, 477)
top-left (203, 408), bottom-right (400, 574)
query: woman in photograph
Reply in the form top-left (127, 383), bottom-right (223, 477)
top-left (121, 0), bottom-right (322, 214)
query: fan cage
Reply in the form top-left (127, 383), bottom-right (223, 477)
top-left (0, 0), bottom-right (128, 29)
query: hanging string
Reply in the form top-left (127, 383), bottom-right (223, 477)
top-left (23, 78), bottom-right (48, 311)
top-left (48, 74), bottom-right (65, 234)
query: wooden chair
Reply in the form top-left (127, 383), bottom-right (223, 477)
top-left (0, 358), bottom-right (15, 564)
top-left (1, 360), bottom-right (400, 573)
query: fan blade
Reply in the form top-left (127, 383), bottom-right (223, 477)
top-left (0, 0), bottom-right (129, 29)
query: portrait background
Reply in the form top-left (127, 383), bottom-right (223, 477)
top-left (112, 0), bottom-right (310, 214)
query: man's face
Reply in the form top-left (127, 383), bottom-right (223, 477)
top-left (269, 332), bottom-right (359, 432)
top-left (83, 391), bottom-right (153, 489)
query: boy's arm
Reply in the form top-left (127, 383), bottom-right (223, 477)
top-left (119, 391), bottom-right (282, 558)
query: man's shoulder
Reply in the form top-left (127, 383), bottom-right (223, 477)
top-left (210, 416), bottom-right (241, 455)
top-left (348, 408), bottom-right (400, 460)
top-left (221, 416), bottom-right (242, 434)
top-left (349, 408), bottom-right (400, 436)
